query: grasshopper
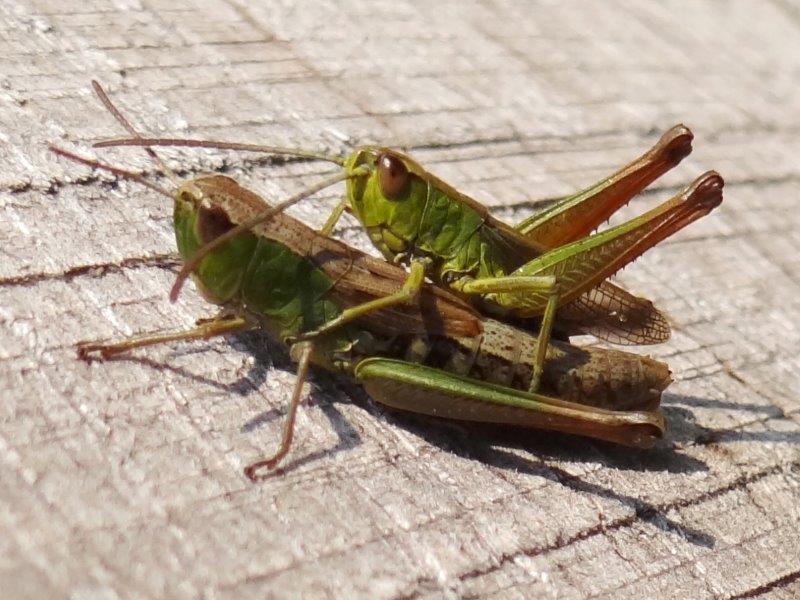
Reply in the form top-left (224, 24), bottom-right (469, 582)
top-left (50, 84), bottom-right (674, 479)
top-left (98, 120), bottom-right (723, 395)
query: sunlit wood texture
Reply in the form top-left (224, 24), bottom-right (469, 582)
top-left (2, 1), bottom-right (799, 597)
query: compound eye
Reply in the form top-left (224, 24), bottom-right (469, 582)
top-left (376, 153), bottom-right (409, 199)
top-left (196, 205), bottom-right (234, 245)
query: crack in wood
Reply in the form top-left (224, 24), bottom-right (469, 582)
top-left (21, 123), bottom-right (800, 198)
top-left (0, 253), bottom-right (181, 288)
top-left (222, 460), bottom-right (798, 593)
top-left (729, 567), bottom-right (800, 598)
top-left (417, 461), bottom-right (798, 593)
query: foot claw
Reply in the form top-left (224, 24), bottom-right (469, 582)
top-left (244, 458), bottom-right (280, 482)
top-left (76, 342), bottom-right (104, 361)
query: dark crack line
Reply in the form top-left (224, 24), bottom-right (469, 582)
top-left (33, 152), bottom-right (328, 196)
top-left (0, 253), bottom-right (181, 288)
top-left (18, 123), bottom-right (800, 197)
top-left (443, 461), bottom-right (796, 588)
top-left (729, 566), bottom-right (800, 598)
top-left (224, 460), bottom-right (798, 593)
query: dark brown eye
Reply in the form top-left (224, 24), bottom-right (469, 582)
top-left (377, 153), bottom-right (409, 199)
top-left (196, 205), bottom-right (234, 245)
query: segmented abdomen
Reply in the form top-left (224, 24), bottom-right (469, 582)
top-left (405, 320), bottom-right (670, 412)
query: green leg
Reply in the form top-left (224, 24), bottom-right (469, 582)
top-left (459, 167), bottom-right (719, 388)
top-left (319, 197), bottom-right (348, 236)
top-left (456, 274), bottom-right (555, 296)
top-left (458, 274), bottom-right (558, 393)
top-left (294, 260), bottom-right (427, 342)
top-left (531, 286), bottom-right (558, 392)
top-left (244, 341), bottom-right (314, 480)
top-left (76, 315), bottom-right (253, 359)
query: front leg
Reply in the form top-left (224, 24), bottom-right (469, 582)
top-left (244, 341), bottom-right (315, 480)
top-left (318, 197), bottom-right (349, 236)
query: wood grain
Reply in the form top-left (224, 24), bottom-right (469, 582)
top-left (1, 1), bottom-right (799, 598)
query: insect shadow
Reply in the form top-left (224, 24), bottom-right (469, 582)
top-left (663, 394), bottom-right (800, 446)
top-left (152, 328), bottom-right (715, 477)
top-left (378, 409), bottom-right (717, 548)
top-left (222, 330), bottom-right (720, 548)
top-left (110, 335), bottom-right (752, 549)
top-left (128, 331), bottom-right (720, 548)
top-left (114, 327), bottom-right (794, 535)
top-left (222, 329), bottom-right (700, 479)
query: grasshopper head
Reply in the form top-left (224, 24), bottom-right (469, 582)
top-left (344, 147), bottom-right (428, 258)
top-left (172, 177), bottom-right (258, 305)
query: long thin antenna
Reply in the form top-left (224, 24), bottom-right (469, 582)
top-left (94, 137), bottom-right (347, 166)
top-left (91, 80), bottom-right (183, 188)
top-left (49, 144), bottom-right (173, 199)
top-left (169, 167), bottom-right (367, 302)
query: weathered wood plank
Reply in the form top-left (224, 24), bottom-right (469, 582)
top-left (1, 1), bottom-right (799, 598)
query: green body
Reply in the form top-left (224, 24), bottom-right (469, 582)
top-left (175, 199), bottom-right (342, 340)
top-left (346, 148), bottom-right (527, 294)
top-left (341, 142), bottom-right (716, 344)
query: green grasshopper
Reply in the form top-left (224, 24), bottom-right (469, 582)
top-left (98, 121), bottom-right (722, 395)
top-left (49, 84), bottom-right (675, 479)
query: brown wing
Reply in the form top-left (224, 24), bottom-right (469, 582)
top-left (557, 281), bottom-right (670, 345)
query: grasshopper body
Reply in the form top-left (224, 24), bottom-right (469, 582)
top-left (340, 136), bottom-right (718, 344)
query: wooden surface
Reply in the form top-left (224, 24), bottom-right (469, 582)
top-left (2, 1), bottom-right (800, 598)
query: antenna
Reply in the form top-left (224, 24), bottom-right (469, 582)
top-left (91, 80), bottom-right (182, 188)
top-left (49, 144), bottom-right (172, 199)
top-left (94, 137), bottom-right (347, 166)
top-left (84, 82), bottom-right (363, 304)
